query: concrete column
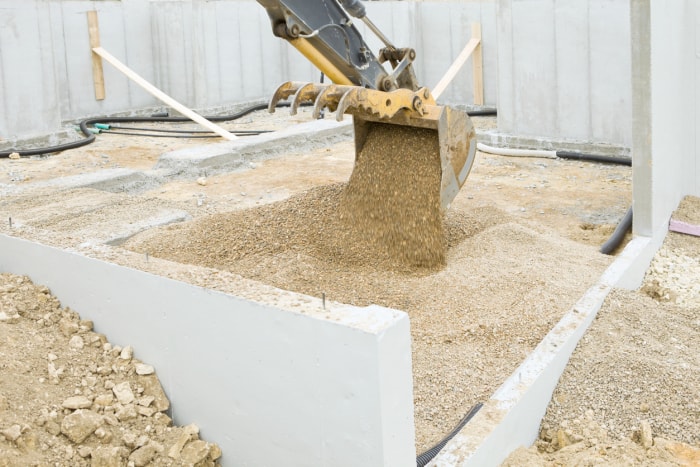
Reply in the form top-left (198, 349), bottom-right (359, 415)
top-left (631, 0), bottom-right (698, 237)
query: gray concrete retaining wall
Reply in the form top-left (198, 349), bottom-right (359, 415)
top-left (0, 0), bottom-right (642, 155)
top-left (0, 234), bottom-right (416, 466)
top-left (496, 0), bottom-right (632, 149)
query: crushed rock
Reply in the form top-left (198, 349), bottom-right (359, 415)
top-left (0, 273), bottom-right (222, 466)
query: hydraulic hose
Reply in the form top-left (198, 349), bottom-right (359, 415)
top-left (0, 102), bottom-right (286, 158)
top-left (416, 402), bottom-right (483, 467)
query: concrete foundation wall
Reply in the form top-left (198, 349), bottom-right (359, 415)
top-left (0, 0), bottom-right (497, 142)
top-left (0, 234), bottom-right (416, 466)
top-left (496, 0), bottom-right (632, 148)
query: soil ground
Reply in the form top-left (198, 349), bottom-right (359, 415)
top-left (0, 107), bottom-right (696, 464)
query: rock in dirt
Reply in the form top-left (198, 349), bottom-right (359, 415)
top-left (181, 439), bottom-right (215, 464)
top-left (138, 374), bottom-right (170, 412)
top-left (168, 423), bottom-right (199, 458)
top-left (135, 363), bottom-right (155, 375)
top-left (634, 420), bottom-right (654, 449)
top-left (60, 409), bottom-right (103, 443)
top-left (91, 445), bottom-right (129, 467)
top-left (62, 395), bottom-right (92, 410)
top-left (0, 310), bottom-right (20, 323)
top-left (115, 404), bottom-right (138, 421)
top-left (129, 441), bottom-right (164, 466)
top-left (0, 424), bottom-right (22, 442)
top-left (112, 381), bottom-right (135, 405)
top-left (68, 334), bottom-right (84, 350)
top-left (119, 345), bottom-right (133, 360)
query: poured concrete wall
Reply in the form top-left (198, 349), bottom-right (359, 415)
top-left (496, 0), bottom-right (632, 148)
top-left (0, 234), bottom-right (416, 466)
top-left (0, 0), bottom-right (497, 142)
top-left (631, 0), bottom-right (700, 238)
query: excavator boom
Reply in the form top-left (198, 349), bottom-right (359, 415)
top-left (256, 0), bottom-right (477, 209)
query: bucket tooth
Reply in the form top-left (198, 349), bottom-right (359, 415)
top-left (268, 81), bottom-right (309, 113)
top-left (290, 83), bottom-right (325, 115)
top-left (312, 85), bottom-right (354, 119)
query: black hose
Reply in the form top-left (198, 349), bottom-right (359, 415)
top-left (102, 125), bottom-right (270, 135)
top-left (0, 102), bottom-right (285, 158)
top-left (600, 205), bottom-right (633, 255)
top-left (2, 99), bottom-right (496, 159)
top-left (556, 150), bottom-right (631, 166)
top-left (416, 402), bottom-right (483, 467)
top-left (553, 150), bottom-right (632, 255)
top-left (99, 130), bottom-right (219, 139)
top-left (467, 109), bottom-right (497, 117)
top-left (100, 129), bottom-right (270, 138)
top-left (0, 124), bottom-right (96, 158)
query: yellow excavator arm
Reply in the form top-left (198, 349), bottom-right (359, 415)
top-left (256, 0), bottom-right (477, 210)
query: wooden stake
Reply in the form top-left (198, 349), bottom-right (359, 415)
top-left (472, 23), bottom-right (484, 106)
top-left (432, 22), bottom-right (483, 102)
top-left (92, 46), bottom-right (237, 140)
top-left (87, 11), bottom-right (105, 100)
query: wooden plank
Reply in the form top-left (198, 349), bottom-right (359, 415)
top-left (87, 11), bottom-right (105, 100)
top-left (432, 37), bottom-right (480, 100)
top-left (92, 46), bottom-right (237, 141)
top-left (669, 219), bottom-right (700, 237)
top-left (472, 22), bottom-right (484, 106)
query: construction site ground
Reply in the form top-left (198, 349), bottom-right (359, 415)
top-left (0, 108), bottom-right (698, 465)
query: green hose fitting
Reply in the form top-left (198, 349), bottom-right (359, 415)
top-left (94, 123), bottom-right (110, 130)
top-left (87, 127), bottom-right (101, 134)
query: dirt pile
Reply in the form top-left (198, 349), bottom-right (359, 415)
top-left (0, 273), bottom-right (221, 466)
top-left (127, 123), bottom-right (447, 273)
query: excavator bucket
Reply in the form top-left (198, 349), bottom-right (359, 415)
top-left (269, 81), bottom-right (477, 209)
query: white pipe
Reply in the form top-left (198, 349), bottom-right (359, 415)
top-left (476, 142), bottom-right (557, 159)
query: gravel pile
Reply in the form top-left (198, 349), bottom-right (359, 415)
top-left (0, 273), bottom-right (221, 466)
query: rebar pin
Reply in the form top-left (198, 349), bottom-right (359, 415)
top-left (322, 292), bottom-right (326, 310)
top-left (8, 217), bottom-right (11, 229)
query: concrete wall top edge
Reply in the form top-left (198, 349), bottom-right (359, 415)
top-left (0, 234), bottom-right (406, 336)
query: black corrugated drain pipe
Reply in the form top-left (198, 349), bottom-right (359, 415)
top-left (416, 402), bottom-right (483, 467)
